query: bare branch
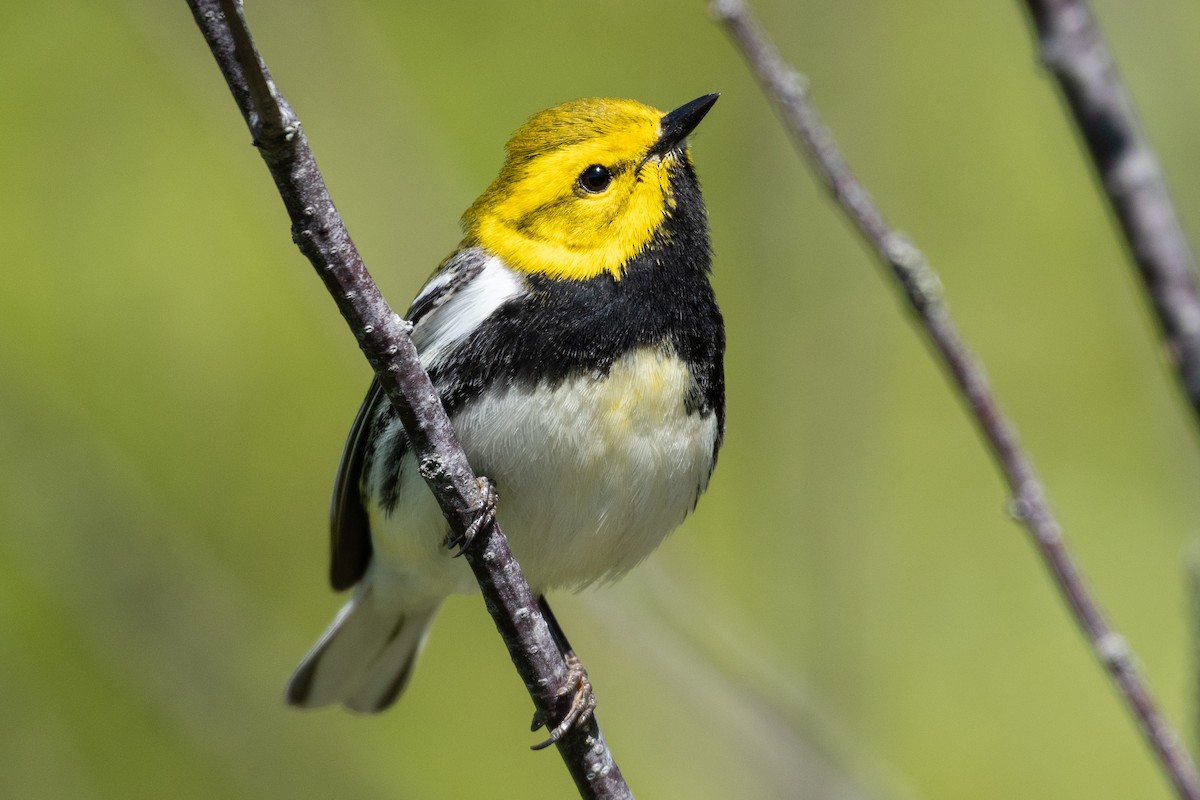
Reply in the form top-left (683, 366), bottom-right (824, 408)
top-left (1021, 0), bottom-right (1200, 427)
top-left (710, 1), bottom-right (1200, 797)
top-left (185, 2), bottom-right (630, 796)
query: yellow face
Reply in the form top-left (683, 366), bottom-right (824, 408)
top-left (463, 98), bottom-right (686, 281)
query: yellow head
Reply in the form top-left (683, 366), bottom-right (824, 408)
top-left (463, 95), bottom-right (718, 281)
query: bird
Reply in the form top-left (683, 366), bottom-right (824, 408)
top-left (285, 94), bottom-right (725, 735)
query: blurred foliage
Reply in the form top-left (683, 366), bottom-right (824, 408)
top-left (4, 1), bottom-right (1200, 797)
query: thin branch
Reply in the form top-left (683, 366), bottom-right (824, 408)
top-left (1021, 0), bottom-right (1200, 428)
top-left (709, 1), bottom-right (1200, 798)
top-left (185, 2), bottom-right (630, 797)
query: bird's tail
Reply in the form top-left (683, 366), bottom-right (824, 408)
top-left (285, 581), bottom-right (439, 713)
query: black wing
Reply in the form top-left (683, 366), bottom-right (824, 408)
top-left (326, 247), bottom-right (491, 591)
top-left (328, 378), bottom-right (385, 590)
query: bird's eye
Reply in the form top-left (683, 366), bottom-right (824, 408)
top-left (577, 164), bottom-right (613, 194)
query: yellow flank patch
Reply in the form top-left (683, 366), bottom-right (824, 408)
top-left (462, 98), bottom-right (683, 281)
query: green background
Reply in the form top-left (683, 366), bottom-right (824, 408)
top-left (4, 1), bottom-right (1200, 797)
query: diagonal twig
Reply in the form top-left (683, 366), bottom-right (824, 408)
top-left (710, 1), bottom-right (1200, 797)
top-left (185, 2), bottom-right (630, 797)
top-left (1019, 0), bottom-right (1200, 430)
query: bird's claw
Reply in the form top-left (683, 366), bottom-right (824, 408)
top-left (529, 651), bottom-right (596, 751)
top-left (448, 477), bottom-right (497, 557)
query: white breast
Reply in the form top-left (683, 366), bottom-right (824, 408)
top-left (367, 251), bottom-right (717, 600)
top-left (451, 346), bottom-right (718, 590)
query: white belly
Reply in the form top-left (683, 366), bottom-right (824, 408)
top-left (366, 346), bottom-right (718, 598)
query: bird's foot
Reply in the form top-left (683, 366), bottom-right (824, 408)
top-left (448, 476), bottom-right (497, 557)
top-left (529, 650), bottom-right (596, 750)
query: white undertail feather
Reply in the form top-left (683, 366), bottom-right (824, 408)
top-left (286, 578), bottom-right (439, 713)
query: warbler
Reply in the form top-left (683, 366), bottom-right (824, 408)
top-left (286, 94), bottom-right (725, 718)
